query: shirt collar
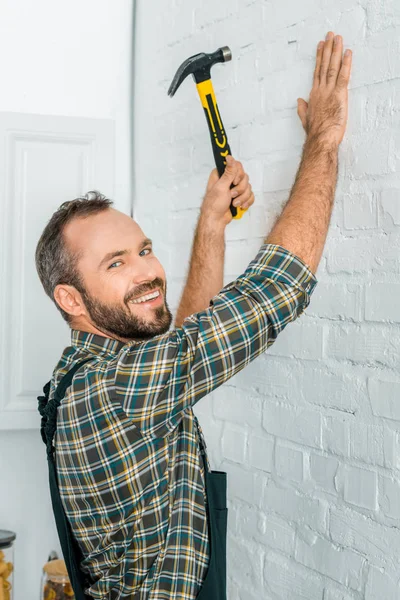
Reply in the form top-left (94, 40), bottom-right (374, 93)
top-left (71, 329), bottom-right (126, 357)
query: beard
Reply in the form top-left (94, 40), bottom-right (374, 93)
top-left (80, 277), bottom-right (173, 341)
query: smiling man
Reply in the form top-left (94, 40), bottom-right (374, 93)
top-left (36, 31), bottom-right (351, 600)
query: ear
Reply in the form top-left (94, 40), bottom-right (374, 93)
top-left (54, 284), bottom-right (86, 319)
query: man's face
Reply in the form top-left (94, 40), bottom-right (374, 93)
top-left (63, 208), bottom-right (172, 341)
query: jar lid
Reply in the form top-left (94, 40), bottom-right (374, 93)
top-left (43, 559), bottom-right (70, 582)
top-left (0, 530), bottom-right (16, 549)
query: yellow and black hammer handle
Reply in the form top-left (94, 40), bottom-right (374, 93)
top-left (168, 47), bottom-right (246, 220)
top-left (196, 79), bottom-right (245, 220)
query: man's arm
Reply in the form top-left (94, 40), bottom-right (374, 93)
top-left (175, 161), bottom-right (254, 327)
top-left (111, 31), bottom-right (351, 439)
top-left (266, 32), bottom-right (352, 273)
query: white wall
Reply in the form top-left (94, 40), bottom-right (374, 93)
top-left (133, 1), bottom-right (400, 599)
top-left (0, 1), bottom-right (134, 598)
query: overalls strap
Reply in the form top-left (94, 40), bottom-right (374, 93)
top-left (38, 358), bottom-right (92, 599)
top-left (193, 415), bottom-right (228, 600)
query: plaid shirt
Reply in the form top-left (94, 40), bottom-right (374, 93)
top-left (52, 243), bottom-right (317, 599)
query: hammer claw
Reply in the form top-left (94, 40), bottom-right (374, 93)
top-left (167, 54), bottom-right (204, 97)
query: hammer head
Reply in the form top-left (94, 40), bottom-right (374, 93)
top-left (168, 46), bottom-right (232, 97)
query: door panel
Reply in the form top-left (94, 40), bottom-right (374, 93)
top-left (0, 113), bottom-right (115, 429)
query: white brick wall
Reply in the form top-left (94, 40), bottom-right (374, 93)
top-left (133, 1), bottom-right (400, 597)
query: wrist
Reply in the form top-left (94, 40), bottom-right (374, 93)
top-left (305, 132), bottom-right (340, 154)
top-left (198, 208), bottom-right (227, 233)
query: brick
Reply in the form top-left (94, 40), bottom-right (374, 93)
top-left (193, 0), bottom-right (238, 28)
top-left (300, 367), bottom-right (364, 414)
top-left (263, 154), bottom-right (299, 192)
top-left (263, 480), bottom-right (326, 531)
top-left (268, 320), bottom-right (324, 361)
top-left (365, 565), bottom-right (400, 600)
top-left (275, 442), bottom-right (304, 483)
top-left (330, 506), bottom-right (400, 568)
top-left (264, 552), bottom-right (325, 600)
top-left (322, 416), bottom-right (350, 458)
top-left (263, 0), bottom-right (322, 34)
top-left (379, 474), bottom-right (400, 520)
top-left (262, 400), bottom-right (322, 449)
top-left (368, 376), bottom-right (400, 422)
top-left (345, 129), bottom-right (394, 178)
top-left (343, 193), bottom-right (377, 230)
top-left (213, 385), bottom-right (263, 428)
top-left (239, 118), bottom-right (297, 159)
top-left (222, 423), bottom-right (247, 464)
top-left (243, 159), bottom-right (264, 194)
top-left (235, 47), bottom-right (259, 86)
top-left (366, 283), bottom-right (400, 322)
top-left (249, 434), bottom-right (274, 473)
top-left (258, 35), bottom-right (299, 79)
top-left (343, 465), bottom-right (378, 510)
top-left (232, 355), bottom-right (303, 402)
top-left (325, 324), bottom-right (400, 369)
top-left (307, 282), bottom-right (361, 321)
top-left (349, 420), bottom-right (385, 467)
top-left (380, 189), bottom-right (400, 226)
top-left (218, 82), bottom-right (263, 127)
top-left (226, 463), bottom-right (259, 505)
top-left (310, 453), bottom-right (339, 495)
top-left (326, 235), bottom-right (400, 275)
top-left (364, 82), bottom-right (400, 131)
top-left (349, 31), bottom-right (400, 89)
top-left (324, 586), bottom-right (358, 600)
top-left (295, 532), bottom-right (365, 589)
top-left (366, 0), bottom-right (400, 33)
top-left (383, 427), bottom-right (400, 470)
top-left (228, 534), bottom-right (264, 592)
top-left (260, 512), bottom-right (296, 555)
top-left (224, 240), bottom-right (257, 278)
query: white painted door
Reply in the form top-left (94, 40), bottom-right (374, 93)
top-left (0, 112), bottom-right (115, 429)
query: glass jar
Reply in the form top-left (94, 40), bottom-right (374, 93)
top-left (41, 559), bottom-right (75, 600)
top-left (0, 529), bottom-right (16, 600)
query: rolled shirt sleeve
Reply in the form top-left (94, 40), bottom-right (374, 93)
top-left (112, 243), bottom-right (318, 438)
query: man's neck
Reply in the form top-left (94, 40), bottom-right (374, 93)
top-left (71, 319), bottom-right (131, 344)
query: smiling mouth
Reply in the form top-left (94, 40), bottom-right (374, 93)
top-left (129, 289), bottom-right (161, 305)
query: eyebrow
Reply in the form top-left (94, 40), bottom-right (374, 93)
top-left (98, 238), bottom-right (152, 270)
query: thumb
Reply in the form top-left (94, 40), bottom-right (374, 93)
top-left (206, 168), bottom-right (220, 192)
top-left (297, 98), bottom-right (308, 131)
top-left (219, 155), bottom-right (238, 187)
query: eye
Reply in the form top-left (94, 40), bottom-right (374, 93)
top-left (140, 247), bottom-right (152, 257)
top-left (108, 260), bottom-right (123, 269)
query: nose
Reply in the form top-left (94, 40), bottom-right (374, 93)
top-left (132, 257), bottom-right (159, 287)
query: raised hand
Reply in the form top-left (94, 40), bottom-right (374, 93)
top-left (297, 32), bottom-right (352, 147)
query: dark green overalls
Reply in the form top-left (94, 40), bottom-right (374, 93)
top-left (38, 358), bottom-right (228, 599)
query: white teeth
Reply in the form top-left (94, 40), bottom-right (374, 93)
top-left (130, 290), bottom-right (160, 304)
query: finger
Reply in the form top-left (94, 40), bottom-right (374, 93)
top-left (297, 98), bottom-right (308, 131)
top-left (232, 188), bottom-right (253, 208)
top-left (320, 31), bottom-right (335, 85)
top-left (240, 192), bottom-right (255, 211)
top-left (220, 155), bottom-right (239, 187)
top-left (233, 161), bottom-right (244, 186)
top-left (242, 192), bottom-right (255, 210)
top-left (231, 174), bottom-right (250, 198)
top-left (206, 168), bottom-right (219, 191)
top-left (337, 48), bottom-right (353, 89)
top-left (313, 41), bottom-right (324, 87)
top-left (326, 34), bottom-right (343, 87)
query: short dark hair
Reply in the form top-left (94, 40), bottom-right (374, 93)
top-left (35, 191), bottom-right (113, 324)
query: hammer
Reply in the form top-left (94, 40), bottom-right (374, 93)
top-left (168, 47), bottom-right (245, 220)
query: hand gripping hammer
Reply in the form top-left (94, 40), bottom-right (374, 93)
top-left (168, 47), bottom-right (245, 220)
